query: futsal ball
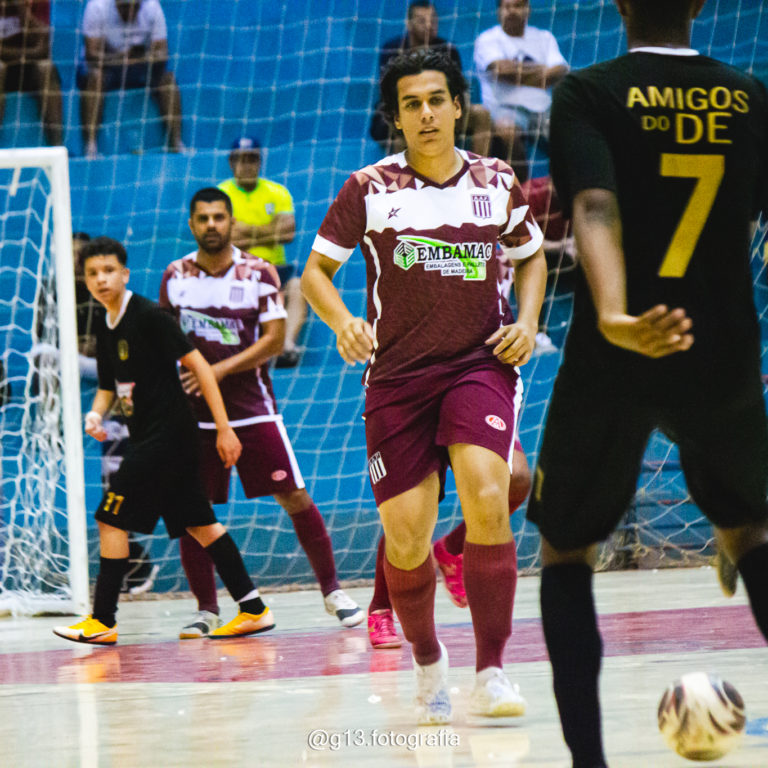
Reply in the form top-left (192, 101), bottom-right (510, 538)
top-left (658, 672), bottom-right (746, 761)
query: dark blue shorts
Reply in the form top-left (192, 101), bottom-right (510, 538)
top-left (77, 60), bottom-right (167, 91)
top-left (276, 264), bottom-right (296, 286)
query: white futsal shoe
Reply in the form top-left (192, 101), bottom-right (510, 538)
top-left (469, 666), bottom-right (526, 717)
top-left (413, 641), bottom-right (452, 725)
top-left (324, 589), bottom-right (365, 627)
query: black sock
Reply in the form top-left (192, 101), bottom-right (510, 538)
top-left (540, 563), bottom-right (607, 768)
top-left (239, 596), bottom-right (267, 615)
top-left (204, 532), bottom-right (264, 613)
top-left (738, 542), bottom-right (768, 642)
top-left (93, 556), bottom-right (129, 627)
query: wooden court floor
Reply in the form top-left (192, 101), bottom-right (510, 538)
top-left (1, 568), bottom-right (767, 767)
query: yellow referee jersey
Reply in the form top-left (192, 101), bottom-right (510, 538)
top-left (218, 177), bottom-right (294, 266)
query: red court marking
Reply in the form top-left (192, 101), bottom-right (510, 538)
top-left (2, 605), bottom-right (762, 685)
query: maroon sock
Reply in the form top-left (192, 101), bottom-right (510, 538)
top-left (290, 504), bottom-right (340, 596)
top-left (464, 540), bottom-right (518, 671)
top-left (179, 534), bottom-right (219, 614)
top-left (368, 535), bottom-right (392, 613)
top-left (441, 480), bottom-right (528, 557)
top-left (383, 553), bottom-right (440, 665)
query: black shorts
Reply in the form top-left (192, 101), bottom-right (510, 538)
top-left (94, 441), bottom-right (216, 538)
top-left (3, 62), bottom-right (45, 93)
top-left (526, 370), bottom-right (768, 550)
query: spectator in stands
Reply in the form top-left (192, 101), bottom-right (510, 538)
top-left (474, 0), bottom-right (568, 179)
top-left (370, 1), bottom-right (491, 157)
top-left (0, 0), bottom-right (63, 145)
top-left (78, 0), bottom-right (184, 158)
top-left (219, 137), bottom-right (307, 368)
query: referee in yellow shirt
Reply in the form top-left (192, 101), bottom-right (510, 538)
top-left (219, 137), bottom-right (307, 367)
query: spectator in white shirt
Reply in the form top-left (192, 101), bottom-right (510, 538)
top-left (77, 0), bottom-right (183, 157)
top-left (474, 0), bottom-right (567, 177)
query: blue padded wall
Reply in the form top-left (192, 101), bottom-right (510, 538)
top-left (2, 0), bottom-right (766, 584)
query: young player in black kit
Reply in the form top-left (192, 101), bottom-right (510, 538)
top-left (54, 236), bottom-right (274, 644)
top-left (526, 1), bottom-right (768, 766)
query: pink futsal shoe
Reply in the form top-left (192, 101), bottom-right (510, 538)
top-left (367, 609), bottom-right (402, 649)
top-left (432, 538), bottom-right (467, 608)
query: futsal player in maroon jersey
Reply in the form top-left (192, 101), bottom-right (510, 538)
top-left (160, 188), bottom-right (363, 638)
top-left (302, 48), bottom-right (547, 723)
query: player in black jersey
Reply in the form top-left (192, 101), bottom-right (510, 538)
top-left (526, 1), bottom-right (768, 766)
top-left (53, 236), bottom-right (275, 645)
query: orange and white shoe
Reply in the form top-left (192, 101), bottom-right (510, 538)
top-left (209, 607), bottom-right (275, 638)
top-left (53, 616), bottom-right (117, 645)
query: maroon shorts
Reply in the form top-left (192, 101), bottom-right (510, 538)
top-left (364, 358), bottom-right (523, 506)
top-left (198, 418), bottom-right (305, 503)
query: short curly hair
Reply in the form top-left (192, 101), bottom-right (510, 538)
top-left (380, 48), bottom-right (467, 127)
top-left (80, 236), bottom-right (128, 266)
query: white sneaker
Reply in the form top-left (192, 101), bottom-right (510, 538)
top-left (179, 610), bottom-right (222, 639)
top-left (324, 589), bottom-right (364, 627)
top-left (469, 667), bottom-right (526, 717)
top-left (414, 641), bottom-right (452, 725)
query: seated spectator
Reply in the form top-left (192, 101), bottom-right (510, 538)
top-left (370, 1), bottom-right (491, 157)
top-left (474, 0), bottom-right (567, 179)
top-left (78, 0), bottom-right (183, 158)
top-left (218, 137), bottom-right (307, 368)
top-left (0, 0), bottom-right (63, 145)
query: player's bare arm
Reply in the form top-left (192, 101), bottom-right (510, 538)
top-left (232, 213), bottom-right (296, 251)
top-left (302, 249), bottom-right (374, 365)
top-left (486, 245), bottom-right (547, 365)
top-left (180, 318), bottom-right (285, 394)
top-left (179, 348), bottom-right (241, 468)
top-left (84, 389), bottom-right (116, 442)
top-left (573, 188), bottom-right (693, 359)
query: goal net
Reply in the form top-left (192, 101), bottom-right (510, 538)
top-left (4, 1), bottom-right (761, 596)
top-left (0, 147), bottom-right (89, 615)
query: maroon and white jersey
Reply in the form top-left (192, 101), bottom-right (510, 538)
top-left (159, 246), bottom-right (287, 428)
top-left (312, 150), bottom-right (543, 385)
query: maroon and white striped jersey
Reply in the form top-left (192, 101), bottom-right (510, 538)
top-left (159, 246), bottom-right (287, 427)
top-left (312, 151), bottom-right (543, 385)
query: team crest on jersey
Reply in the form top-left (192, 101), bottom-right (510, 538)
top-left (265, 203), bottom-right (275, 216)
top-left (471, 193), bottom-right (492, 219)
top-left (229, 285), bottom-right (244, 303)
top-left (180, 309), bottom-right (242, 345)
top-left (393, 236), bottom-right (493, 280)
top-left (368, 451), bottom-right (387, 484)
top-left (117, 339), bottom-right (129, 361)
top-left (485, 414), bottom-right (507, 431)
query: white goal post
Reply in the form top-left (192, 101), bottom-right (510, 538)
top-left (0, 147), bottom-right (88, 616)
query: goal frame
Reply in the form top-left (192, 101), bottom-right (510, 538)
top-left (0, 147), bottom-right (89, 615)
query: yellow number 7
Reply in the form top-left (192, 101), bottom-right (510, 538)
top-left (657, 153), bottom-right (724, 278)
